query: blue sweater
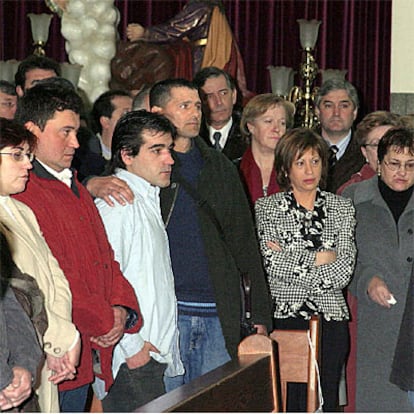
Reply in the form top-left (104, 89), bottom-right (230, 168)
top-left (167, 144), bottom-right (217, 314)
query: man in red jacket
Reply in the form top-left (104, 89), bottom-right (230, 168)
top-left (14, 81), bottom-right (142, 412)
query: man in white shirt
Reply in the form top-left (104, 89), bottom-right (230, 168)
top-left (95, 110), bottom-right (183, 412)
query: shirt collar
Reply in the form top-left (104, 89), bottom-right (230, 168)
top-left (325, 130), bottom-right (352, 160)
top-left (208, 117), bottom-right (233, 147)
top-left (36, 159), bottom-right (73, 188)
top-left (115, 168), bottom-right (160, 199)
top-left (97, 133), bottom-right (111, 160)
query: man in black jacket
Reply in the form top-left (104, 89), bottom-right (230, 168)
top-left (315, 79), bottom-right (365, 193)
top-left (151, 78), bottom-right (271, 391)
top-left (194, 67), bottom-right (247, 161)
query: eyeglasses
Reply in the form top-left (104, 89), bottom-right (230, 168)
top-left (0, 151), bottom-right (34, 162)
top-left (383, 159), bottom-right (414, 172)
top-left (363, 143), bottom-right (379, 148)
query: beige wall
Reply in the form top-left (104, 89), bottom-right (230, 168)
top-left (391, 0), bottom-right (414, 93)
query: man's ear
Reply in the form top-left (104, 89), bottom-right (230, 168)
top-left (232, 88), bottom-right (237, 105)
top-left (352, 107), bottom-right (358, 122)
top-left (16, 85), bottom-right (24, 98)
top-left (121, 149), bottom-right (133, 166)
top-left (151, 106), bottom-right (162, 114)
top-left (25, 121), bottom-right (41, 137)
top-left (100, 115), bottom-right (110, 130)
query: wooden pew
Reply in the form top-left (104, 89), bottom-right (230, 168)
top-left (135, 334), bottom-right (280, 412)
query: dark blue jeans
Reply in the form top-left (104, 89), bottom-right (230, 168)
top-left (59, 384), bottom-right (89, 412)
top-left (164, 314), bottom-right (231, 392)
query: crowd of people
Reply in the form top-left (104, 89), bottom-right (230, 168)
top-left (0, 52), bottom-right (414, 414)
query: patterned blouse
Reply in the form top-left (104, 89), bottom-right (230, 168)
top-left (255, 189), bottom-right (356, 321)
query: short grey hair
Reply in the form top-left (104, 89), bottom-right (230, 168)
top-left (315, 79), bottom-right (359, 109)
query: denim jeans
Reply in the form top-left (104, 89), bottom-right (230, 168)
top-left (59, 384), bottom-right (89, 412)
top-left (102, 359), bottom-right (167, 412)
top-left (408, 391), bottom-right (414, 407)
top-left (164, 314), bottom-right (231, 392)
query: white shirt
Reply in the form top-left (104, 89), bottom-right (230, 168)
top-left (37, 159), bottom-right (73, 188)
top-left (95, 169), bottom-right (183, 383)
top-left (97, 133), bottom-right (111, 161)
top-left (325, 129), bottom-right (352, 161)
top-left (208, 117), bottom-right (233, 149)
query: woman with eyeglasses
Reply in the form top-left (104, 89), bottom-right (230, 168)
top-left (337, 111), bottom-right (402, 195)
top-left (343, 127), bottom-right (414, 411)
top-left (336, 111), bottom-right (402, 411)
top-left (0, 118), bottom-right (80, 412)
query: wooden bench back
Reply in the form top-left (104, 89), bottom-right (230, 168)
top-left (270, 315), bottom-right (320, 412)
top-left (135, 334), bottom-right (279, 412)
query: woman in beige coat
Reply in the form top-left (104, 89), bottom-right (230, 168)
top-left (0, 118), bottom-right (80, 412)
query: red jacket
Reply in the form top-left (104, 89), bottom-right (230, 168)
top-left (239, 146), bottom-right (280, 206)
top-left (336, 163), bottom-right (375, 195)
top-left (14, 163), bottom-right (142, 391)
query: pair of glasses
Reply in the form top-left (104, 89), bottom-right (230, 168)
top-left (383, 159), bottom-right (414, 172)
top-left (0, 151), bottom-right (35, 162)
top-left (363, 143), bottom-right (379, 148)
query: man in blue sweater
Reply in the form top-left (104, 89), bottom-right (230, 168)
top-left (151, 78), bottom-right (271, 391)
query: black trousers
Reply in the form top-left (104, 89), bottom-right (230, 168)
top-left (273, 317), bottom-right (349, 412)
top-left (102, 359), bottom-right (167, 412)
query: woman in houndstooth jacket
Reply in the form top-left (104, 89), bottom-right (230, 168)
top-left (255, 128), bottom-right (356, 412)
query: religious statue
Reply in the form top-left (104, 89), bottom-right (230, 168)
top-left (114, 0), bottom-right (252, 98)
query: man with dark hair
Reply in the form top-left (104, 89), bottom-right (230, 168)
top-left (0, 81), bottom-right (17, 119)
top-left (14, 55), bottom-right (60, 97)
top-left (150, 78), bottom-right (271, 390)
top-left (95, 110), bottom-right (183, 411)
top-left (80, 90), bottom-right (134, 203)
top-left (75, 89), bottom-right (132, 182)
top-left (193, 66), bottom-right (247, 160)
top-left (13, 82), bottom-right (141, 412)
top-left (315, 79), bottom-right (365, 192)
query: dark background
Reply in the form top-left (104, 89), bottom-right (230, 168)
top-left (0, 0), bottom-right (392, 116)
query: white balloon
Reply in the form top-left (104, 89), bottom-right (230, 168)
top-left (98, 23), bottom-right (115, 38)
top-left (101, 8), bottom-right (117, 25)
top-left (66, 0), bottom-right (85, 18)
top-left (93, 40), bottom-right (115, 60)
top-left (71, 49), bottom-right (90, 67)
top-left (60, 0), bottom-right (118, 102)
top-left (90, 2), bottom-right (107, 18)
top-left (90, 59), bottom-right (110, 80)
top-left (81, 17), bottom-right (99, 39)
top-left (61, 19), bottom-right (83, 41)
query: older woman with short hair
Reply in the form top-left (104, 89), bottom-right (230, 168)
top-left (0, 118), bottom-right (80, 412)
top-left (255, 128), bottom-right (356, 411)
top-left (337, 111), bottom-right (402, 194)
top-left (343, 127), bottom-right (414, 411)
top-left (238, 94), bottom-right (295, 206)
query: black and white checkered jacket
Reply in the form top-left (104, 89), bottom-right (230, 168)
top-left (255, 190), bottom-right (356, 321)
